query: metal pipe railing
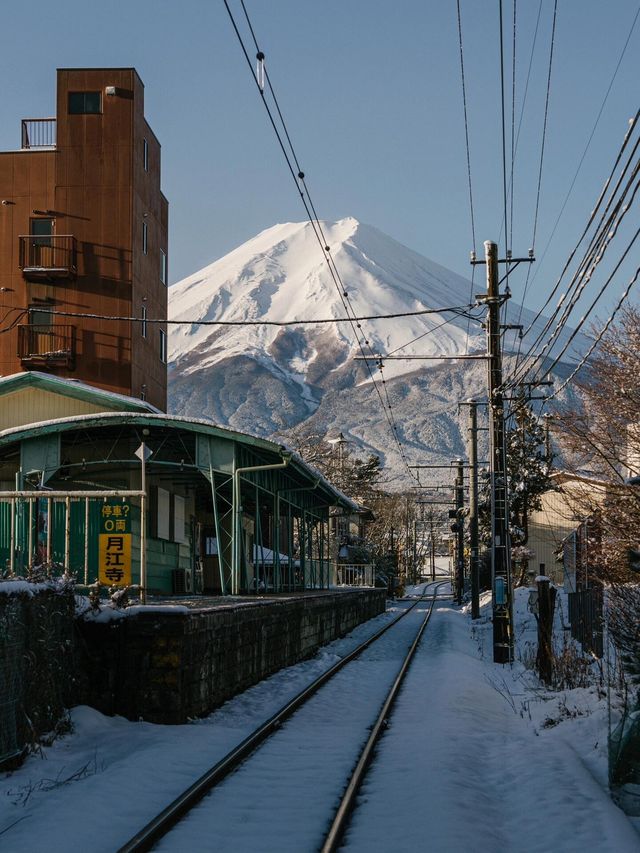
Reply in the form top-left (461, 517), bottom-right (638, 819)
top-left (21, 118), bottom-right (56, 148)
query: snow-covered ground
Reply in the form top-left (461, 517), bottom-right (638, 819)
top-left (1, 586), bottom-right (638, 852)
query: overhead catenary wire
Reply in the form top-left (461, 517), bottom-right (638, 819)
top-left (497, 0), bottom-right (512, 345)
top-left (502, 0), bottom-right (543, 253)
top-left (222, 0), bottom-right (418, 482)
top-left (513, 3), bottom-right (640, 317)
top-left (515, 0), bottom-right (557, 322)
top-left (455, 0), bottom-right (478, 354)
top-left (509, 0), bottom-right (517, 257)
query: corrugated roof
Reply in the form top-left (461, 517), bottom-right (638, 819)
top-left (0, 371), bottom-right (160, 413)
top-left (0, 410), bottom-right (357, 510)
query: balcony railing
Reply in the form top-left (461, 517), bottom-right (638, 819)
top-left (19, 235), bottom-right (77, 280)
top-left (21, 118), bottom-right (56, 149)
top-left (17, 325), bottom-right (76, 368)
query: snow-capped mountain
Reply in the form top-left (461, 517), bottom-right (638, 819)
top-left (168, 218), bottom-right (582, 486)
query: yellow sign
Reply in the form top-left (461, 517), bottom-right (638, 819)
top-left (99, 533), bottom-right (132, 586)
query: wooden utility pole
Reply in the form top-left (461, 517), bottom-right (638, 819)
top-left (536, 575), bottom-right (556, 684)
top-left (484, 240), bottom-right (513, 663)
top-left (467, 400), bottom-right (480, 619)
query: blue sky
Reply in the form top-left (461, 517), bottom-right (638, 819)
top-left (1, 0), bottom-right (638, 317)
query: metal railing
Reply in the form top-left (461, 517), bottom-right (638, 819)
top-left (17, 324), bottom-right (76, 368)
top-left (19, 235), bottom-right (77, 278)
top-left (21, 118), bottom-right (56, 148)
top-left (334, 563), bottom-right (375, 587)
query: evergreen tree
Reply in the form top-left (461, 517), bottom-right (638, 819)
top-left (479, 391), bottom-right (553, 584)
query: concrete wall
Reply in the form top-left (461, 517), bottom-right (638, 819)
top-left (76, 590), bottom-right (386, 724)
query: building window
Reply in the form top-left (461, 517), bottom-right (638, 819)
top-left (141, 304), bottom-right (147, 338)
top-left (68, 91), bottom-right (102, 114)
top-left (142, 221), bottom-right (148, 255)
top-left (174, 495), bottom-right (187, 544)
top-left (143, 138), bottom-right (149, 171)
top-left (159, 329), bottom-right (167, 363)
top-left (156, 487), bottom-right (171, 540)
top-left (160, 250), bottom-right (167, 285)
top-left (28, 303), bottom-right (52, 328)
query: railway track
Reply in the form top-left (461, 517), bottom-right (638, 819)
top-left (118, 581), bottom-right (450, 853)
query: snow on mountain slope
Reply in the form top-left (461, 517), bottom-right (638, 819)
top-left (168, 219), bottom-right (583, 484)
top-left (169, 218), bottom-right (481, 383)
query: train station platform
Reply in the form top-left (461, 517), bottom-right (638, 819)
top-left (76, 587), bottom-right (387, 724)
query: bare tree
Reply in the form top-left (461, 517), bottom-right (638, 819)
top-left (551, 305), bottom-right (640, 582)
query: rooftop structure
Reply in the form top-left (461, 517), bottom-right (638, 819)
top-left (0, 68), bottom-right (168, 410)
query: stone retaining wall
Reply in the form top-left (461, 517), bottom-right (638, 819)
top-left (0, 584), bottom-right (75, 768)
top-left (76, 590), bottom-right (386, 724)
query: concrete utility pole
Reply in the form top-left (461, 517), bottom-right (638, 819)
top-left (484, 240), bottom-right (513, 663)
top-left (467, 400), bottom-right (480, 619)
top-left (431, 533), bottom-right (436, 582)
top-left (455, 459), bottom-right (465, 605)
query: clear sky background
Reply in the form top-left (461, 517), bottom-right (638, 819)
top-left (1, 0), bottom-right (638, 318)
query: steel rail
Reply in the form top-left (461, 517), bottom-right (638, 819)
top-left (117, 582), bottom-right (448, 853)
top-left (321, 580), bottom-right (448, 852)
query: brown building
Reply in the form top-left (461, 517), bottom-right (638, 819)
top-left (0, 68), bottom-right (168, 411)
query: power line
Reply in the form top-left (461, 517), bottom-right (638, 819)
top-left (542, 259), bottom-right (640, 406)
top-left (518, 108), bottom-right (640, 345)
top-left (511, 152), bottom-right (640, 386)
top-left (386, 308), bottom-right (485, 357)
top-left (222, 0), bottom-right (419, 483)
top-left (499, 0), bottom-right (509, 252)
top-left (512, 0), bottom-right (558, 373)
top-left (505, 118), bottom-right (640, 388)
top-left (509, 0), bottom-right (517, 256)
top-left (514, 3), bottom-right (640, 310)
top-left (455, 0), bottom-right (477, 256)
top-left (516, 0), bottom-right (557, 315)
top-left (24, 304), bottom-right (478, 327)
top-left (531, 222), bottom-right (640, 388)
top-left (455, 0), bottom-right (478, 354)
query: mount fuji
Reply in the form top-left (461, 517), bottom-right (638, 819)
top-left (168, 218), bottom-right (582, 486)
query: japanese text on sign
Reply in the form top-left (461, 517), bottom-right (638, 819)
top-left (98, 503), bottom-right (132, 586)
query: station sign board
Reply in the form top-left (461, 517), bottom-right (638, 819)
top-left (98, 502), bottom-right (132, 586)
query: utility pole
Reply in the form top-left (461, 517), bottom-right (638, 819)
top-left (467, 400), bottom-right (480, 619)
top-left (455, 459), bottom-right (465, 604)
top-left (430, 517), bottom-right (436, 582)
top-left (389, 525), bottom-right (396, 597)
top-left (483, 240), bottom-right (513, 662)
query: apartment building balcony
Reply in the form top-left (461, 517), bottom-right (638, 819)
top-left (19, 235), bottom-right (77, 280)
top-left (21, 118), bottom-right (56, 149)
top-left (18, 325), bottom-right (76, 369)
